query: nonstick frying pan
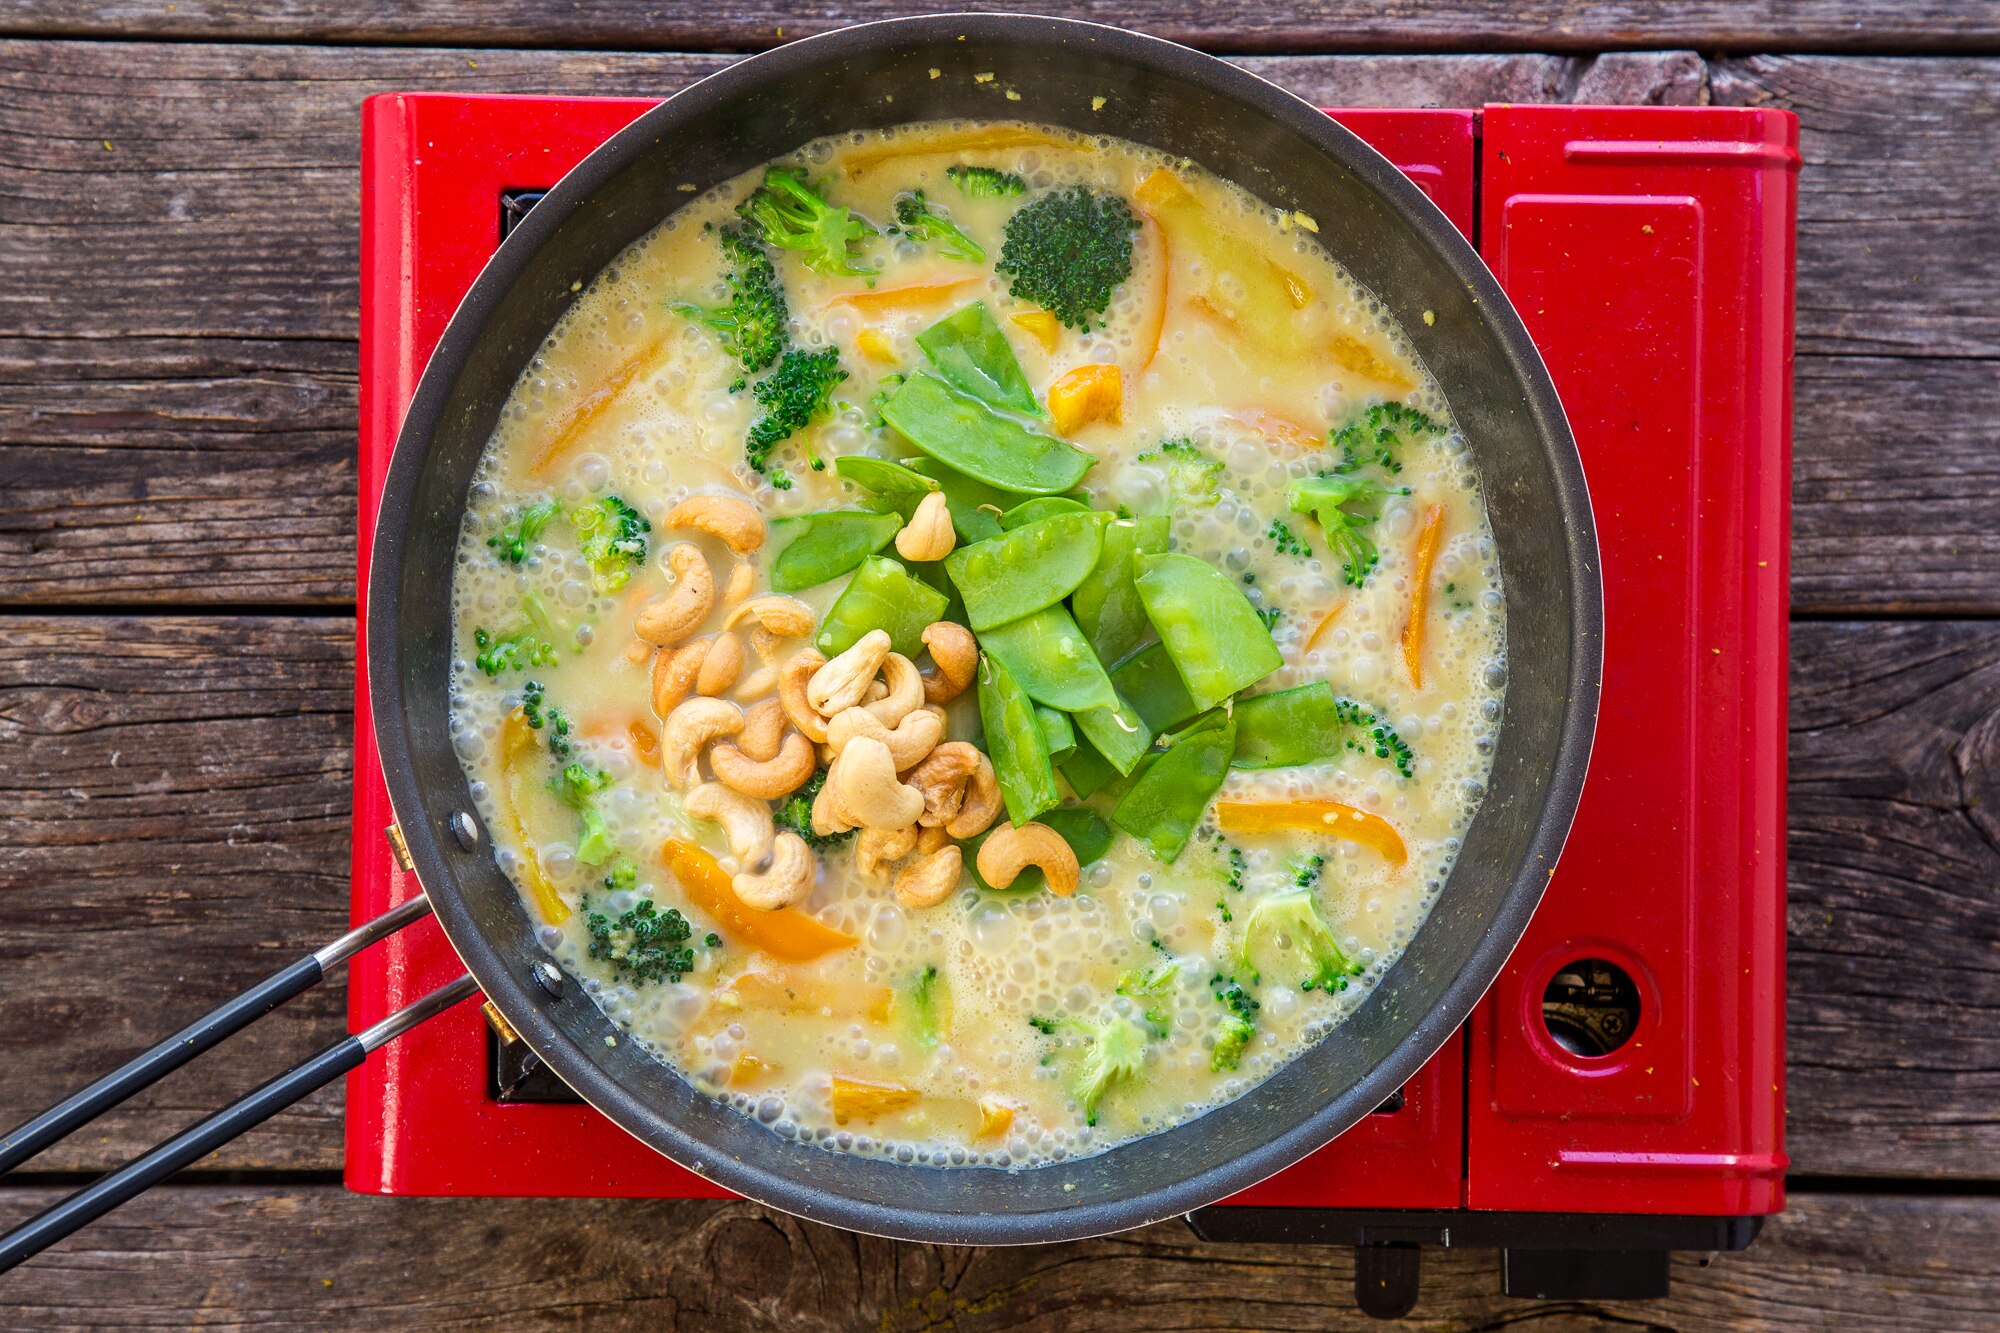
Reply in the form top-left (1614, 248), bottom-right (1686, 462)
top-left (0, 13), bottom-right (1599, 1265)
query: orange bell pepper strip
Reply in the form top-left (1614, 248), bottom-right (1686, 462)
top-left (976, 1098), bottom-right (1017, 1140)
top-left (722, 967), bottom-right (892, 1022)
top-left (1305, 601), bottom-right (1346, 652)
top-left (729, 1053), bottom-right (775, 1087)
top-left (1047, 363), bottom-right (1123, 434)
top-left (825, 279), bottom-right (973, 315)
top-left (1132, 210), bottom-right (1171, 373)
top-left (497, 710), bottom-right (572, 924)
top-left (830, 1075), bottom-right (922, 1124)
top-left (660, 837), bottom-right (855, 963)
top-left (1401, 504), bottom-right (1446, 690)
top-left (854, 326), bottom-right (897, 362)
top-left (1227, 409), bottom-right (1323, 450)
top-left (1010, 309), bottom-right (1061, 352)
top-left (1215, 799), bottom-right (1409, 868)
top-left (531, 329), bottom-right (669, 475)
top-left (1328, 329), bottom-right (1416, 393)
top-left (1135, 169), bottom-right (1314, 355)
top-left (839, 124), bottom-right (1077, 177)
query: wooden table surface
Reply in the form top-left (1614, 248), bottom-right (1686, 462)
top-left (1, 4), bottom-right (1996, 1328)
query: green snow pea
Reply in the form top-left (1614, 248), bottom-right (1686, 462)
top-left (969, 805), bottom-right (1115, 893)
top-left (976, 652), bottom-right (1060, 827)
top-left (1112, 715), bottom-right (1236, 863)
top-left (1059, 732), bottom-right (1118, 799)
top-left (1231, 682), bottom-right (1345, 769)
top-left (1071, 690), bottom-right (1153, 776)
top-left (915, 302), bottom-right (1040, 416)
top-left (1036, 705), bottom-right (1076, 762)
top-left (815, 555), bottom-right (949, 659)
top-left (1072, 514), bottom-right (1171, 666)
top-left (833, 455), bottom-right (939, 520)
top-left (902, 456), bottom-right (1010, 544)
top-left (1133, 552), bottom-right (1284, 711)
top-left (1108, 641), bottom-right (1201, 735)
top-left (881, 371), bottom-right (1093, 495)
top-left (977, 603), bottom-right (1118, 713)
top-left (1000, 496), bottom-right (1091, 530)
top-left (944, 511), bottom-right (1107, 631)
top-left (767, 510), bottom-right (902, 592)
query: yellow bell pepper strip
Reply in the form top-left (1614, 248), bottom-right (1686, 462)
top-left (723, 967), bottom-right (893, 1022)
top-left (1047, 363), bottom-right (1123, 435)
top-left (1133, 210), bottom-right (1171, 373)
top-left (1328, 329), bottom-right (1417, 393)
top-left (627, 719), bottom-right (660, 767)
top-left (854, 326), bottom-right (896, 362)
top-left (976, 1098), bottom-right (1017, 1139)
top-left (1010, 309), bottom-right (1060, 352)
top-left (729, 1053), bottom-right (774, 1087)
top-left (497, 709), bottom-right (571, 925)
top-left (830, 1075), bottom-right (921, 1124)
top-left (1401, 503), bottom-right (1446, 690)
top-left (1214, 799), bottom-right (1409, 868)
top-left (839, 124), bottom-right (1078, 178)
top-left (531, 329), bottom-right (669, 475)
top-left (1227, 408), bottom-right (1323, 450)
top-left (1133, 169), bottom-right (1314, 358)
top-left (825, 279), bottom-right (974, 316)
top-left (660, 837), bottom-right (856, 962)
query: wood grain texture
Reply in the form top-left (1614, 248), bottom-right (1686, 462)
top-left (0, 1187), bottom-right (1993, 1330)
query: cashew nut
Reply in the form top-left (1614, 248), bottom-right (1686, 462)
top-left (894, 491), bottom-right (956, 563)
top-left (636, 544), bottom-right (715, 647)
top-left (908, 741), bottom-right (980, 828)
top-left (895, 845), bottom-right (964, 909)
top-left (779, 648), bottom-right (831, 744)
top-left (856, 824), bottom-right (919, 881)
top-left (944, 751), bottom-right (1003, 840)
top-left (696, 632), bottom-right (744, 696)
top-left (658, 696), bottom-right (743, 790)
top-left (665, 493), bottom-right (766, 554)
top-left (826, 704), bottom-right (944, 772)
top-left (710, 729), bottom-right (816, 801)
top-left (812, 775), bottom-right (857, 837)
top-left (809, 629), bottom-right (893, 717)
top-left (864, 652), bottom-right (925, 728)
top-left (828, 735), bottom-right (923, 830)
top-left (975, 822), bottom-right (1080, 896)
top-left (738, 698), bottom-right (787, 763)
top-left (916, 823), bottom-right (951, 855)
top-left (725, 595), bottom-right (816, 640)
top-left (733, 831), bottom-right (816, 910)
top-left (685, 782), bottom-right (775, 869)
top-left (651, 640), bottom-right (708, 718)
top-left (722, 560), bottom-right (756, 608)
top-left (919, 621), bottom-right (978, 705)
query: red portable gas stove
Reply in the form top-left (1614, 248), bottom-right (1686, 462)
top-left (351, 92), bottom-right (1794, 1315)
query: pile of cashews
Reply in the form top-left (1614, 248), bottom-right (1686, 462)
top-left (634, 491), bottom-right (1082, 916)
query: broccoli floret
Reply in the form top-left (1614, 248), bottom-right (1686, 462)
top-left (1209, 975), bottom-right (1260, 1072)
top-left (745, 346), bottom-right (847, 489)
top-left (1136, 437), bottom-right (1223, 508)
top-left (472, 625), bottom-right (557, 678)
top-left (671, 222), bottom-right (790, 374)
top-left (1029, 1013), bottom-right (1151, 1126)
top-left (892, 189), bottom-right (985, 263)
top-left (518, 680), bottom-right (574, 760)
top-left (585, 863), bottom-right (698, 984)
top-left (908, 965), bottom-right (945, 1049)
top-left (1267, 518), bottom-right (1310, 559)
top-left (487, 497), bottom-right (561, 565)
top-left (1332, 697), bottom-right (1416, 778)
top-left (1331, 402), bottom-right (1443, 476)
top-left (1115, 954), bottom-right (1181, 1036)
top-left (1237, 888), bottom-right (1364, 992)
top-left (995, 185), bottom-right (1137, 331)
top-left (773, 767), bottom-right (855, 850)
top-left (1287, 474), bottom-right (1409, 587)
top-left (1224, 843), bottom-right (1247, 892)
top-left (946, 164), bottom-right (1027, 198)
top-left (570, 494), bottom-right (651, 593)
top-left (1292, 853), bottom-right (1326, 889)
top-left (736, 167), bottom-right (876, 277)
top-left (550, 762), bottom-right (615, 865)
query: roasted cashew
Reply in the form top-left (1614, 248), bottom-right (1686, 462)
top-left (811, 775), bottom-right (857, 837)
top-left (908, 741), bottom-right (980, 829)
top-left (733, 831), bottom-right (816, 910)
top-left (826, 704), bottom-right (944, 772)
top-left (665, 493), bottom-right (766, 554)
top-left (856, 824), bottom-right (919, 881)
top-left (809, 629), bottom-right (892, 716)
top-left (944, 751), bottom-right (1003, 840)
top-left (895, 845), bottom-right (963, 909)
top-left (863, 678), bottom-right (889, 703)
top-left (894, 491), bottom-right (956, 563)
top-left (725, 595), bottom-right (816, 640)
top-left (828, 736), bottom-right (923, 830)
top-left (916, 823), bottom-right (951, 855)
top-left (722, 560), bottom-right (756, 608)
top-left (696, 632), bottom-right (744, 696)
top-left (779, 648), bottom-right (831, 744)
top-left (685, 781), bottom-right (775, 869)
top-left (636, 544), bottom-right (715, 647)
top-left (651, 640), bottom-right (708, 718)
top-left (738, 698), bottom-right (787, 763)
top-left (659, 696), bottom-right (743, 790)
top-left (710, 730), bottom-right (816, 801)
top-left (975, 822), bottom-right (1079, 896)
top-left (919, 621), bottom-right (978, 705)
top-left (864, 653), bottom-right (925, 727)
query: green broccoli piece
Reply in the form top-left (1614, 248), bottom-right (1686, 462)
top-left (1029, 1013), bottom-right (1151, 1126)
top-left (1209, 975), bottom-right (1260, 1072)
top-left (487, 497), bottom-right (561, 565)
top-left (570, 494), bottom-right (651, 593)
top-left (1237, 888), bottom-right (1364, 993)
top-left (908, 965), bottom-right (945, 1049)
top-left (472, 625), bottom-right (557, 678)
top-left (1115, 954), bottom-right (1181, 1036)
top-left (773, 767), bottom-right (855, 850)
top-left (518, 680), bottom-right (574, 761)
top-left (1267, 518), bottom-right (1310, 559)
top-left (745, 346), bottom-right (847, 489)
top-left (892, 189), bottom-right (985, 263)
top-left (1287, 473), bottom-right (1409, 587)
top-left (868, 372), bottom-right (906, 428)
top-left (995, 185), bottom-right (1137, 331)
top-left (736, 167), bottom-right (876, 277)
top-left (946, 164), bottom-right (1027, 198)
top-left (1333, 697), bottom-right (1415, 778)
top-left (585, 862), bottom-right (698, 984)
top-left (550, 762), bottom-right (616, 865)
top-left (1292, 853), bottom-right (1326, 889)
top-left (1136, 437), bottom-right (1223, 508)
top-left (671, 222), bottom-right (790, 374)
top-left (1331, 402), bottom-right (1443, 476)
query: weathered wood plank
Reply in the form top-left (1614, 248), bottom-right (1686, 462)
top-left (0, 1187), bottom-right (1992, 1330)
top-left (3, 615), bottom-right (1996, 1178)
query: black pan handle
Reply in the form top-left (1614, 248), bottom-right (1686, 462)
top-left (0, 894), bottom-right (433, 1177)
top-left (0, 972), bottom-right (478, 1276)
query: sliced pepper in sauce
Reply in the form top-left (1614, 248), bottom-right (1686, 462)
top-left (660, 838), bottom-right (856, 962)
top-left (1213, 799), bottom-right (1409, 867)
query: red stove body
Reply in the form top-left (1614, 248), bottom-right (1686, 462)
top-left (350, 95), bottom-right (1794, 1265)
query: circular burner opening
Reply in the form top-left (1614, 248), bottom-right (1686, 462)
top-left (1541, 957), bottom-right (1641, 1057)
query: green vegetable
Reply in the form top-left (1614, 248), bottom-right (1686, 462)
top-left (736, 167), bottom-right (875, 277)
top-left (1111, 715), bottom-right (1235, 863)
top-left (1072, 514), bottom-right (1171, 665)
top-left (894, 189), bottom-right (984, 263)
top-left (833, 454), bottom-right (941, 520)
top-left (902, 456), bottom-right (1012, 544)
top-left (570, 494), bottom-right (651, 593)
top-left (1037, 1013), bottom-right (1150, 1126)
top-left (774, 767), bottom-right (854, 851)
top-left (487, 497), bottom-right (561, 565)
top-left (1107, 641), bottom-right (1201, 735)
top-left (1070, 691), bottom-right (1153, 776)
top-left (518, 679), bottom-right (573, 760)
top-left (1210, 975), bottom-right (1259, 1072)
top-left (1231, 682), bottom-right (1415, 776)
top-left (946, 164), bottom-right (1027, 198)
top-left (1287, 473), bottom-right (1408, 587)
top-left (584, 867), bottom-right (699, 985)
top-left (1134, 437), bottom-right (1223, 509)
top-left (1132, 552), bottom-right (1284, 711)
top-left (944, 510), bottom-right (1107, 631)
top-left (746, 346), bottom-right (847, 488)
top-left (1266, 518), bottom-right (1310, 560)
top-left (996, 184), bottom-right (1138, 331)
top-left (768, 510), bottom-right (902, 592)
top-left (1330, 401), bottom-right (1442, 476)
top-left (907, 965), bottom-right (945, 1049)
top-left (1058, 733), bottom-right (1118, 800)
top-left (1036, 705), bottom-right (1077, 762)
top-left (472, 625), bottom-right (557, 678)
top-left (1237, 888), bottom-right (1364, 991)
top-left (976, 652), bottom-right (1060, 827)
top-left (815, 555), bottom-right (949, 658)
top-left (669, 222), bottom-right (788, 374)
top-left (1116, 954), bottom-right (1181, 1035)
top-left (550, 762), bottom-right (616, 866)
top-left (1000, 496), bottom-right (1090, 529)
top-left (881, 372), bottom-right (1093, 496)
top-left (977, 603), bottom-right (1118, 713)
top-left (914, 302), bottom-right (1039, 415)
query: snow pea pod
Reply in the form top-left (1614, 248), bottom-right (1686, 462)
top-left (978, 603), bottom-right (1118, 713)
top-left (902, 456), bottom-right (1010, 544)
top-left (976, 652), bottom-right (1060, 826)
top-left (915, 301), bottom-right (1040, 416)
top-left (1000, 496), bottom-right (1091, 530)
top-left (1071, 690), bottom-right (1153, 775)
top-left (1036, 705), bottom-right (1076, 762)
top-left (1072, 514), bottom-right (1171, 665)
top-left (1059, 732), bottom-right (1118, 799)
top-left (1108, 641), bottom-right (1201, 735)
top-left (1112, 715), bottom-right (1236, 863)
top-left (768, 510), bottom-right (903, 592)
top-left (833, 455), bottom-right (939, 520)
top-left (881, 371), bottom-right (1094, 495)
top-left (1232, 682), bottom-right (1344, 769)
top-left (945, 510), bottom-right (1107, 631)
top-left (1133, 552), bottom-right (1284, 710)
top-left (816, 555), bottom-right (949, 658)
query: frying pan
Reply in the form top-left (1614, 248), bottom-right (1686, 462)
top-left (0, 13), bottom-right (1599, 1264)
